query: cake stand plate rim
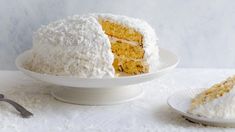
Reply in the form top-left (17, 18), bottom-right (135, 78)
top-left (15, 48), bottom-right (179, 88)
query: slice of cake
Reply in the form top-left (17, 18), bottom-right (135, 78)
top-left (25, 13), bottom-right (159, 78)
top-left (188, 76), bottom-right (235, 119)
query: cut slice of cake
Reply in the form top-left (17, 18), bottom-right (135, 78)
top-left (26, 13), bottom-right (159, 78)
top-left (188, 76), bottom-right (235, 119)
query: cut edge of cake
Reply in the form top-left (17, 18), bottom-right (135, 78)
top-left (189, 76), bottom-right (235, 112)
top-left (95, 13), bottom-right (158, 75)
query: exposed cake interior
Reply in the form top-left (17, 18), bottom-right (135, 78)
top-left (189, 76), bottom-right (235, 111)
top-left (99, 19), bottom-right (148, 75)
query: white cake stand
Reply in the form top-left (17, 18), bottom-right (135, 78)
top-left (16, 48), bottom-right (179, 105)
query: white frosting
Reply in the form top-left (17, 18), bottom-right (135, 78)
top-left (27, 14), bottom-right (159, 78)
top-left (28, 15), bottom-right (115, 78)
top-left (189, 86), bottom-right (235, 119)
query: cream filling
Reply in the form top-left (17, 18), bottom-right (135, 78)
top-left (108, 36), bottom-right (146, 63)
top-left (108, 36), bottom-right (139, 46)
top-left (114, 55), bottom-right (144, 62)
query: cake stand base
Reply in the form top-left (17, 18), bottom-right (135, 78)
top-left (51, 85), bottom-right (144, 105)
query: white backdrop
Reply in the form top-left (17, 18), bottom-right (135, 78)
top-left (0, 0), bottom-right (235, 69)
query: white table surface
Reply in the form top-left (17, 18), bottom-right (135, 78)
top-left (1, 68), bottom-right (235, 132)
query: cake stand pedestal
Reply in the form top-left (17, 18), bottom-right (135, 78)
top-left (51, 85), bottom-right (143, 105)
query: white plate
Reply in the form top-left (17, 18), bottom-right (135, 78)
top-left (168, 89), bottom-right (235, 127)
top-left (16, 48), bottom-right (179, 105)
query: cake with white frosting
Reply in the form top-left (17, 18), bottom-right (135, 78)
top-left (188, 76), bottom-right (235, 119)
top-left (26, 13), bottom-right (159, 78)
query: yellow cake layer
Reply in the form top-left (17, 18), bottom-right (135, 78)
top-left (111, 41), bottom-right (144, 59)
top-left (112, 57), bottom-right (149, 75)
top-left (190, 76), bottom-right (235, 111)
top-left (100, 19), bottom-right (143, 44)
top-left (99, 18), bottom-right (149, 75)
